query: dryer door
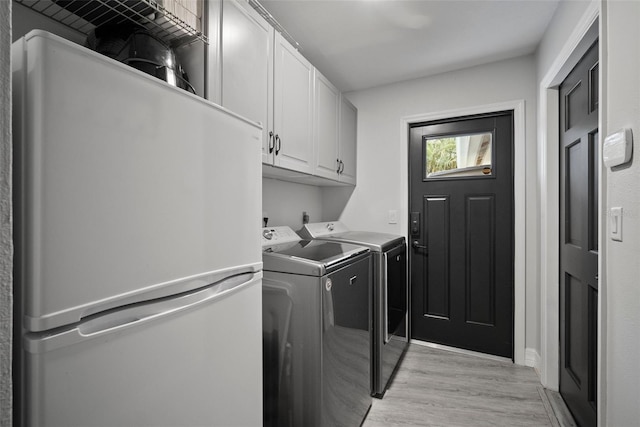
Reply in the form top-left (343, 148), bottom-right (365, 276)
top-left (385, 243), bottom-right (408, 343)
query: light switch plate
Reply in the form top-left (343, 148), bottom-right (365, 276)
top-left (388, 210), bottom-right (398, 224)
top-left (610, 207), bottom-right (623, 241)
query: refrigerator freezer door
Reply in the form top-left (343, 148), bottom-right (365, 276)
top-left (23, 272), bottom-right (263, 427)
top-left (13, 31), bottom-right (263, 331)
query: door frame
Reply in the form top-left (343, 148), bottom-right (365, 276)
top-left (400, 99), bottom-right (526, 365)
top-left (538, 2), bottom-right (606, 402)
top-left (537, 2), bottom-right (603, 425)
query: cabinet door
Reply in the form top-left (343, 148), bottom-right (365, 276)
top-left (221, 0), bottom-right (274, 164)
top-left (339, 96), bottom-right (357, 184)
top-left (313, 70), bottom-right (340, 180)
top-left (273, 32), bottom-right (314, 174)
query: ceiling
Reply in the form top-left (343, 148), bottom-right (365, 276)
top-left (259, 0), bottom-right (561, 92)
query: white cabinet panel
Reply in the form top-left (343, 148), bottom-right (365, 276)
top-left (221, 0), bottom-right (274, 163)
top-left (273, 32), bottom-right (314, 173)
top-left (314, 70), bottom-right (340, 180)
top-left (339, 96), bottom-right (358, 185)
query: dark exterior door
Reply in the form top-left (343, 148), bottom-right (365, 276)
top-left (409, 111), bottom-right (514, 358)
top-left (559, 40), bottom-right (598, 427)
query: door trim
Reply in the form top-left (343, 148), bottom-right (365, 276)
top-left (400, 99), bottom-right (525, 365)
top-left (537, 1), bottom-right (600, 417)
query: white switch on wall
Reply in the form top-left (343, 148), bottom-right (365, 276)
top-left (388, 210), bottom-right (398, 224)
top-left (610, 207), bottom-right (623, 241)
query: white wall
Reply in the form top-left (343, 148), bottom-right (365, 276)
top-left (536, 0), bottom-right (594, 81)
top-left (262, 178), bottom-right (325, 230)
top-left (1, 1), bottom-right (12, 425)
top-left (323, 55), bottom-right (540, 352)
top-left (602, 0), bottom-right (640, 424)
top-left (12, 1), bottom-right (84, 44)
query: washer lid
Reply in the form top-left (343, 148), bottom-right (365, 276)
top-left (263, 240), bottom-right (369, 276)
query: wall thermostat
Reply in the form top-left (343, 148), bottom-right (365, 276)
top-left (603, 128), bottom-right (633, 168)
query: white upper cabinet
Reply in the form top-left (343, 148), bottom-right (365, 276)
top-left (314, 71), bottom-right (357, 185)
top-left (221, 0), bottom-right (274, 163)
top-left (220, 0), bottom-right (355, 185)
top-left (313, 70), bottom-right (340, 180)
top-left (272, 32), bottom-right (314, 174)
top-left (339, 96), bottom-right (358, 185)
top-left (221, 1), bottom-right (313, 173)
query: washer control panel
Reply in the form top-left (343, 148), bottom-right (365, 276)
top-left (261, 226), bottom-right (300, 247)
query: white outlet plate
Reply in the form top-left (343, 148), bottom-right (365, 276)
top-left (388, 210), bottom-right (398, 224)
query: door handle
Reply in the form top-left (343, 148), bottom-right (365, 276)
top-left (339, 160), bottom-right (344, 174)
top-left (336, 158), bottom-right (341, 173)
top-left (412, 240), bottom-right (427, 251)
top-left (275, 134), bottom-right (281, 155)
top-left (268, 131), bottom-right (275, 153)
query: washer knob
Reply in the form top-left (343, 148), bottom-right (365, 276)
top-left (327, 223), bottom-right (334, 231)
top-left (263, 229), bottom-right (274, 240)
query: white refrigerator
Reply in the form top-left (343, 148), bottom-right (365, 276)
top-left (12, 30), bottom-right (263, 427)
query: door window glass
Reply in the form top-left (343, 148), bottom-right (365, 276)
top-left (425, 132), bottom-right (493, 178)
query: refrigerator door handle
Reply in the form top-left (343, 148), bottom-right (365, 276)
top-left (79, 272), bottom-right (257, 336)
top-left (26, 272), bottom-right (261, 353)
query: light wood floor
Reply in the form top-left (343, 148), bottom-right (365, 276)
top-left (363, 344), bottom-right (559, 427)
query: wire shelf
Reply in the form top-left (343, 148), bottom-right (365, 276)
top-left (15, 0), bottom-right (208, 46)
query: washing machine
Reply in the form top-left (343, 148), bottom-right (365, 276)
top-left (299, 221), bottom-right (408, 398)
top-left (261, 226), bottom-right (372, 427)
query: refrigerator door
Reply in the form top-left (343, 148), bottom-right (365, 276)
top-left (13, 31), bottom-right (263, 332)
top-left (23, 271), bottom-right (263, 427)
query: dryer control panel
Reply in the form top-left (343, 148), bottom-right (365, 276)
top-left (300, 221), bottom-right (350, 238)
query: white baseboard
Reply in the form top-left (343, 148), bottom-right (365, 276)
top-left (525, 347), bottom-right (542, 374)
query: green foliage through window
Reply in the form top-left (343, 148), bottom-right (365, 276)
top-left (426, 138), bottom-right (457, 175)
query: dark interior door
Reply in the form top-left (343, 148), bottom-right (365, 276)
top-left (559, 40), bottom-right (598, 427)
top-left (409, 111), bottom-right (514, 358)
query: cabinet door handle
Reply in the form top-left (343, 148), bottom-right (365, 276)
top-left (336, 158), bottom-right (341, 173)
top-left (339, 160), bottom-right (344, 174)
top-left (268, 131), bottom-right (275, 153)
top-left (275, 135), bottom-right (281, 155)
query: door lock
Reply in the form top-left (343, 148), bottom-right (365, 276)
top-left (410, 212), bottom-right (420, 236)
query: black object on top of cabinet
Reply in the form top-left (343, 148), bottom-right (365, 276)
top-left (87, 23), bottom-right (196, 94)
